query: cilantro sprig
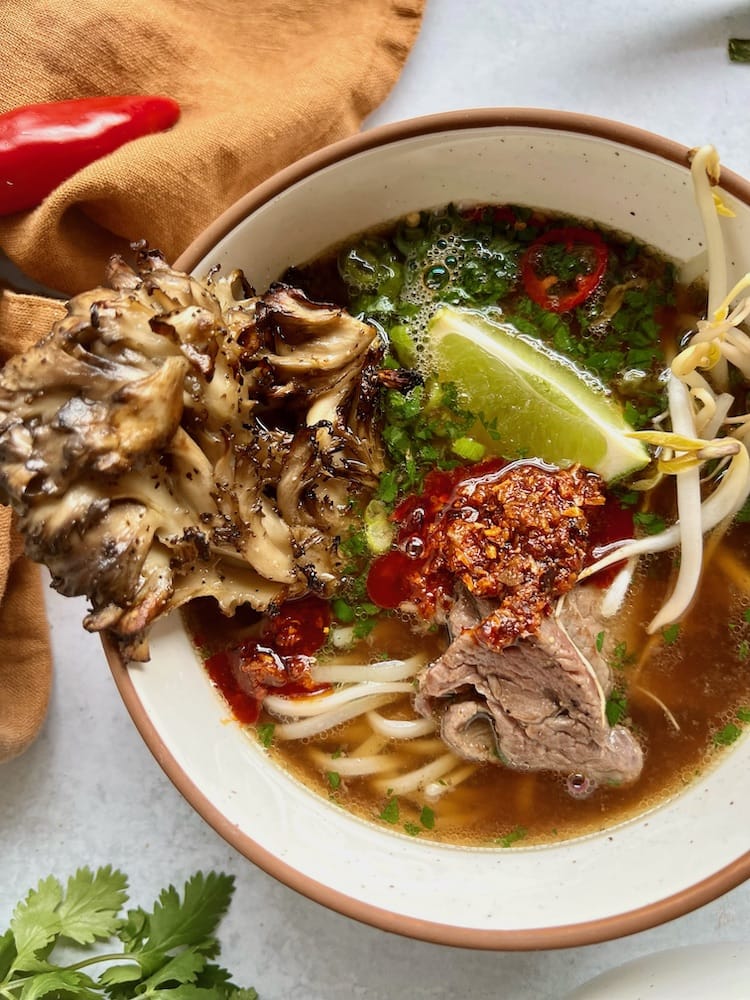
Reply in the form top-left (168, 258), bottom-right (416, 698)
top-left (0, 868), bottom-right (257, 999)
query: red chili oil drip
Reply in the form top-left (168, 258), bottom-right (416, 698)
top-left (204, 648), bottom-right (261, 724)
top-left (367, 458), bottom-right (507, 610)
top-left (585, 494), bottom-right (635, 587)
top-left (204, 595), bottom-right (332, 723)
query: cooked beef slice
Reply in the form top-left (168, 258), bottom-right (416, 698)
top-left (418, 586), bottom-right (643, 786)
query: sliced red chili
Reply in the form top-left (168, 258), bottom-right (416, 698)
top-left (521, 226), bottom-right (608, 313)
top-left (0, 94), bottom-right (180, 215)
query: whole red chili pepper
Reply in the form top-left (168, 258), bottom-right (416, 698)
top-left (0, 94), bottom-right (180, 215)
top-left (521, 226), bottom-right (609, 313)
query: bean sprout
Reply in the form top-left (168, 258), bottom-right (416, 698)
top-left (593, 145), bottom-right (750, 631)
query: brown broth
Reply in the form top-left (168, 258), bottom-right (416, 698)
top-left (184, 517), bottom-right (750, 847)
top-left (183, 205), bottom-right (750, 847)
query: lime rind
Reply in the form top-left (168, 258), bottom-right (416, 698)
top-left (426, 306), bottom-right (650, 481)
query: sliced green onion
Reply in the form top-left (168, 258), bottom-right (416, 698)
top-left (364, 499), bottom-right (394, 554)
top-left (451, 436), bottom-right (486, 461)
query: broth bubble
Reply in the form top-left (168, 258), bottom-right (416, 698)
top-left (566, 773), bottom-right (596, 799)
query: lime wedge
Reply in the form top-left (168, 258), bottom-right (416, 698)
top-left (426, 306), bottom-right (649, 481)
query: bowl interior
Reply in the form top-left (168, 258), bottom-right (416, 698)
top-left (119, 116), bottom-right (750, 948)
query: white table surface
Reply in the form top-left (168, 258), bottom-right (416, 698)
top-left (3, 1), bottom-right (750, 997)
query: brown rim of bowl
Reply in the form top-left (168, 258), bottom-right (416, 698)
top-left (111, 108), bottom-right (750, 950)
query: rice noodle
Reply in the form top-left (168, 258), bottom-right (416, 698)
top-left (271, 693), bottom-right (403, 740)
top-left (351, 732), bottom-right (388, 757)
top-left (309, 749), bottom-right (396, 776)
top-left (373, 752), bottom-right (459, 796)
top-left (424, 762), bottom-right (478, 800)
top-left (264, 681), bottom-right (413, 719)
top-left (366, 711), bottom-right (437, 739)
top-left (310, 653), bottom-right (426, 684)
top-left (399, 737), bottom-right (448, 755)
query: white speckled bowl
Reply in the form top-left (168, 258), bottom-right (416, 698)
top-left (108, 110), bottom-right (750, 948)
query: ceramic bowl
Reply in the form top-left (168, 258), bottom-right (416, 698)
top-left (108, 109), bottom-right (750, 948)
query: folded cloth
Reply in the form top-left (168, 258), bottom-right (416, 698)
top-left (0, 292), bottom-right (65, 762)
top-left (0, 0), bottom-right (425, 762)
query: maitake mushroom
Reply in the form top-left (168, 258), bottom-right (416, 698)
top-left (0, 246), bottom-right (385, 660)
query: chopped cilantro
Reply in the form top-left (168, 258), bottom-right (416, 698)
top-left (736, 497), bottom-right (750, 523)
top-left (375, 380), bottom-right (475, 506)
top-left (713, 707), bottom-right (750, 747)
top-left (402, 821), bottom-right (422, 837)
top-left (605, 689), bottom-right (628, 726)
top-left (613, 487), bottom-right (640, 508)
top-left (419, 805), bottom-right (436, 830)
top-left (331, 597), bottom-right (355, 624)
top-left (634, 511), bottom-right (667, 535)
top-left (713, 723), bottom-right (743, 747)
top-left (256, 723), bottom-right (275, 749)
top-left (662, 623), bottom-right (680, 645)
top-left (744, 608), bottom-right (750, 623)
top-left (495, 826), bottom-right (527, 848)
top-left (353, 618), bottom-right (376, 640)
top-left (738, 639), bottom-right (750, 662)
top-left (379, 796), bottom-right (400, 824)
top-left (595, 630), bottom-right (605, 653)
top-left (326, 771), bottom-right (341, 790)
top-left (611, 641), bottom-right (635, 671)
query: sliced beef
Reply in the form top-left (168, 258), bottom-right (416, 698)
top-left (417, 584), bottom-right (643, 787)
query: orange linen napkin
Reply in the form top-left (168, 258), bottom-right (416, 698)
top-left (0, 0), bottom-right (425, 762)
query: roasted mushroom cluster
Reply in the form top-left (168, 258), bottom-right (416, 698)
top-left (0, 247), bottom-right (385, 659)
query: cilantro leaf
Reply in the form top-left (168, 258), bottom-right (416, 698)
top-left (127, 872), bottom-right (235, 977)
top-left (0, 928), bottom-right (16, 981)
top-left (713, 723), bottom-right (743, 746)
top-left (13, 968), bottom-right (99, 999)
top-left (0, 870), bottom-right (255, 1000)
top-left (140, 948), bottom-right (207, 991)
top-left (10, 876), bottom-right (63, 970)
top-left (57, 866), bottom-right (128, 945)
top-left (97, 963), bottom-right (143, 988)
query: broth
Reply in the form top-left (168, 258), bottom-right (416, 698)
top-left (184, 203), bottom-right (750, 847)
top-left (185, 513), bottom-right (750, 846)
